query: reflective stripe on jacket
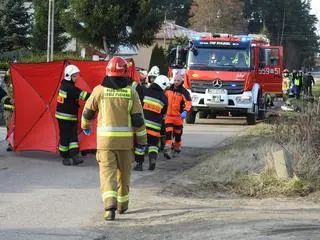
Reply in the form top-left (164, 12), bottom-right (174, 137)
top-left (81, 86), bottom-right (147, 150)
top-left (56, 79), bottom-right (90, 121)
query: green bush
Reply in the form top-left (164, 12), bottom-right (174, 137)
top-left (0, 62), bottom-right (9, 71)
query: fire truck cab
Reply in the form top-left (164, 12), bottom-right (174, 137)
top-left (168, 34), bottom-right (283, 125)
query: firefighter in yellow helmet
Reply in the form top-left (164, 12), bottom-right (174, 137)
top-left (81, 56), bottom-right (147, 221)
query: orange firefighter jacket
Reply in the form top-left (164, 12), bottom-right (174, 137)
top-left (81, 83), bottom-right (147, 150)
top-left (165, 85), bottom-right (192, 117)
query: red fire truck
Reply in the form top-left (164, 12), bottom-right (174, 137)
top-left (168, 34), bottom-right (283, 125)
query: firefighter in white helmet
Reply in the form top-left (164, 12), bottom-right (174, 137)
top-left (147, 66), bottom-right (160, 86)
top-left (81, 56), bottom-right (147, 221)
top-left (134, 75), bottom-right (170, 171)
top-left (55, 64), bottom-right (90, 166)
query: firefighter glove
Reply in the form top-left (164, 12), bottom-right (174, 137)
top-left (136, 144), bottom-right (147, 154)
top-left (83, 129), bottom-right (92, 136)
top-left (180, 111), bottom-right (187, 119)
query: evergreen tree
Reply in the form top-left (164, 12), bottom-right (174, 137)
top-left (149, 44), bottom-right (168, 75)
top-left (0, 0), bottom-right (31, 53)
top-left (243, 0), bottom-right (319, 68)
top-left (61, 0), bottom-right (162, 55)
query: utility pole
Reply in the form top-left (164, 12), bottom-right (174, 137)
top-left (163, 10), bottom-right (167, 50)
top-left (280, 8), bottom-right (286, 46)
top-left (47, 0), bottom-right (55, 62)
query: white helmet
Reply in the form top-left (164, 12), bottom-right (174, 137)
top-left (154, 75), bottom-right (171, 91)
top-left (64, 64), bottom-right (80, 81)
top-left (148, 66), bottom-right (160, 77)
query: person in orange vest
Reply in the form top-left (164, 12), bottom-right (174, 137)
top-left (164, 74), bottom-right (192, 159)
top-left (55, 65), bottom-right (90, 166)
top-left (81, 56), bottom-right (147, 221)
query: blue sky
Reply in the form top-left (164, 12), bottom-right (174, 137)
top-left (311, 0), bottom-right (320, 23)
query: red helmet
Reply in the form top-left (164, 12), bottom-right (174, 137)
top-left (106, 57), bottom-right (128, 77)
top-left (283, 69), bottom-right (289, 73)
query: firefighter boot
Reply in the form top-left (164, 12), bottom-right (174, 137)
top-left (163, 145), bottom-right (172, 159)
top-left (62, 158), bottom-right (71, 166)
top-left (172, 145), bottom-right (181, 158)
top-left (6, 143), bottom-right (12, 152)
top-left (148, 152), bottom-right (157, 171)
top-left (103, 209), bottom-right (116, 221)
top-left (118, 208), bottom-right (128, 214)
top-left (71, 155), bottom-right (84, 166)
top-left (133, 161), bottom-right (143, 171)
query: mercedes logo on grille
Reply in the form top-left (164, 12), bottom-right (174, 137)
top-left (213, 79), bottom-right (223, 88)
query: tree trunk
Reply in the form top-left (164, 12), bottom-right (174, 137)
top-left (102, 36), bottom-right (111, 59)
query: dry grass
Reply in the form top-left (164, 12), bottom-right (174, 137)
top-left (168, 95), bottom-right (320, 199)
top-left (182, 104), bottom-right (320, 198)
top-left (232, 169), bottom-right (313, 198)
top-left (273, 100), bottom-right (320, 182)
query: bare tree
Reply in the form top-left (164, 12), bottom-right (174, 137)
top-left (190, 0), bottom-right (247, 34)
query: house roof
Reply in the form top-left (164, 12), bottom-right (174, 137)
top-left (155, 21), bottom-right (211, 40)
top-left (115, 45), bottom-right (138, 56)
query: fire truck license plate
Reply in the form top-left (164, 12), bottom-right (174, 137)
top-left (208, 89), bottom-right (226, 94)
top-left (212, 95), bottom-right (221, 102)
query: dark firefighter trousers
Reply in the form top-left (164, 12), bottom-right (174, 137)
top-left (58, 119), bottom-right (79, 158)
top-left (135, 131), bottom-right (160, 163)
top-left (97, 149), bottom-right (133, 212)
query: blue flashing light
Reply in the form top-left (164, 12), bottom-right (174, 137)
top-left (231, 84), bottom-right (237, 87)
top-left (241, 37), bottom-right (251, 42)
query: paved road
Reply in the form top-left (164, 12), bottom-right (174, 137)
top-left (1, 119), bottom-right (319, 240)
top-left (0, 119), bottom-right (245, 240)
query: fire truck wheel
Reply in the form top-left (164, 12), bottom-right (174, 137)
top-left (186, 111), bottom-right (197, 124)
top-left (198, 111), bottom-right (208, 119)
top-left (207, 113), bottom-right (217, 119)
top-left (247, 103), bottom-right (258, 125)
top-left (257, 93), bottom-right (266, 120)
top-left (246, 113), bottom-right (256, 125)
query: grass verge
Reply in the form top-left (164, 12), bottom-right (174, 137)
top-left (174, 117), bottom-right (319, 199)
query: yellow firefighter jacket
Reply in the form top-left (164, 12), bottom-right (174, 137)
top-left (81, 83), bottom-right (147, 150)
top-left (282, 77), bottom-right (291, 91)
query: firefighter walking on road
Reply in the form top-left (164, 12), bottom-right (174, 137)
top-left (55, 64), bottom-right (90, 166)
top-left (81, 57), bottom-right (147, 221)
top-left (164, 74), bottom-right (192, 159)
top-left (133, 75), bottom-right (170, 171)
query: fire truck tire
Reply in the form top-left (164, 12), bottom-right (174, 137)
top-left (257, 93), bottom-right (266, 120)
top-left (247, 103), bottom-right (258, 125)
top-left (186, 111), bottom-right (197, 124)
top-left (246, 113), bottom-right (256, 125)
top-left (198, 111), bottom-right (208, 119)
top-left (208, 113), bottom-right (217, 119)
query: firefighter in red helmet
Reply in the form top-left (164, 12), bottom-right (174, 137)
top-left (81, 56), bottom-right (147, 221)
